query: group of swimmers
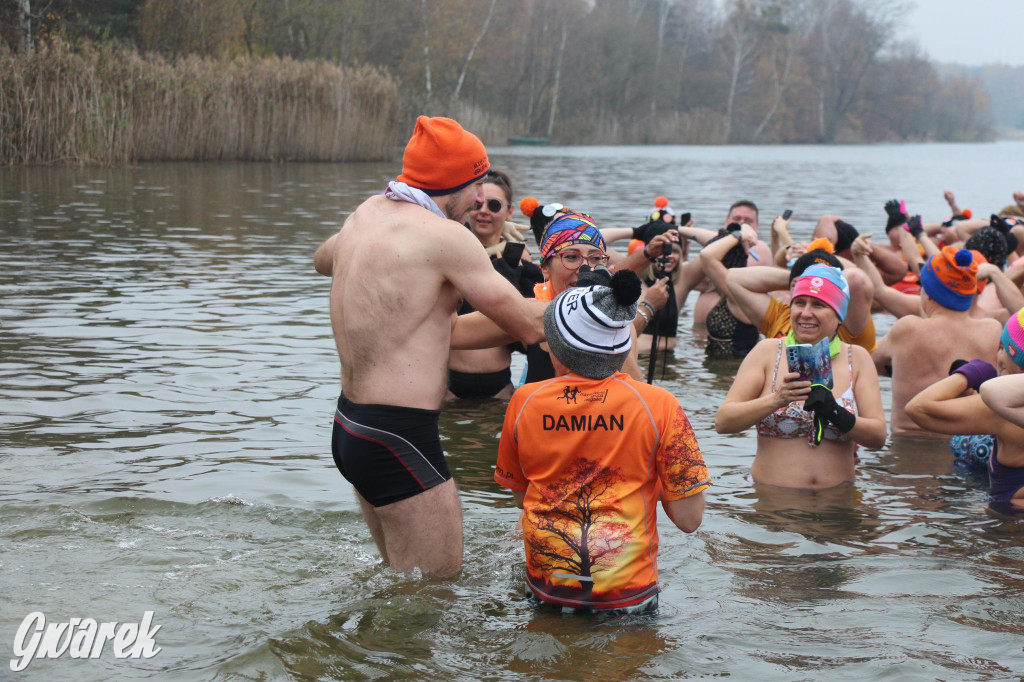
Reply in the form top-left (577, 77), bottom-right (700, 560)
top-left (315, 114), bottom-right (1024, 613)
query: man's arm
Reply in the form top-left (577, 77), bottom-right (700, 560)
top-left (314, 232), bottom-right (340, 276)
top-left (442, 225), bottom-right (547, 346)
top-left (977, 263), bottom-right (1024, 317)
top-left (870, 243), bottom-right (911, 284)
top-left (451, 311), bottom-right (521, 349)
top-left (676, 225), bottom-right (718, 246)
top-left (599, 226), bottom-right (635, 244)
top-left (851, 235), bottom-right (921, 319)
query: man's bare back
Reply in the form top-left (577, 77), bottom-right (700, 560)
top-left (316, 195), bottom-right (545, 409)
top-left (313, 115), bottom-right (547, 576)
top-left (878, 313), bottom-right (1001, 433)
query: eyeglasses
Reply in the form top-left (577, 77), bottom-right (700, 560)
top-left (556, 251), bottom-right (610, 270)
top-left (473, 198), bottom-right (505, 213)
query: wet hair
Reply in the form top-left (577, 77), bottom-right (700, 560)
top-left (965, 226), bottom-right (1015, 269)
top-left (708, 230), bottom-right (748, 270)
top-left (484, 169), bottom-right (513, 204)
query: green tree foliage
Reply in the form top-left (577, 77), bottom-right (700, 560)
top-left (3, 0), bottom-right (995, 144)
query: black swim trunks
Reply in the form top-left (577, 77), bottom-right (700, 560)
top-left (448, 367), bottom-right (512, 399)
top-left (331, 393), bottom-right (451, 507)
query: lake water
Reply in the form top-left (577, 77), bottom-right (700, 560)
top-left (2, 142), bottom-right (1024, 680)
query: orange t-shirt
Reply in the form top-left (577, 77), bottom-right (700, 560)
top-left (495, 372), bottom-right (710, 610)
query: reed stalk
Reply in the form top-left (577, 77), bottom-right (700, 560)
top-left (0, 41), bottom-right (399, 165)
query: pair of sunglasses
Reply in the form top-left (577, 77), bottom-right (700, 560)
top-left (474, 198), bottom-right (506, 213)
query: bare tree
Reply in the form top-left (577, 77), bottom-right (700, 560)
top-left (452, 0), bottom-right (497, 101)
top-left (650, 0), bottom-right (673, 120)
top-left (421, 0), bottom-right (432, 96)
top-left (546, 24), bottom-right (568, 139)
top-left (806, 0), bottom-right (890, 142)
top-left (18, 0), bottom-right (33, 52)
top-left (718, 0), bottom-right (762, 143)
top-left (750, 1), bottom-right (798, 142)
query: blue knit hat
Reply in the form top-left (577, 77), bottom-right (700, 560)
top-left (919, 247), bottom-right (977, 311)
top-left (791, 264), bottom-right (850, 322)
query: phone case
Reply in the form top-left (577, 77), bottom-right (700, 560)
top-left (786, 337), bottom-right (833, 388)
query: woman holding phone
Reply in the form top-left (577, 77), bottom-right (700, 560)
top-left (714, 264), bottom-right (887, 489)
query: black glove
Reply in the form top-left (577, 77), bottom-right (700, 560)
top-left (803, 384), bottom-right (856, 445)
top-left (492, 256), bottom-right (523, 291)
top-left (906, 215), bottom-right (923, 238)
top-left (492, 254), bottom-right (544, 299)
top-left (575, 264), bottom-right (612, 288)
top-left (632, 220), bottom-right (672, 243)
top-left (991, 214), bottom-right (1014, 234)
top-left (948, 359), bottom-right (968, 374)
top-left (884, 199), bottom-right (907, 233)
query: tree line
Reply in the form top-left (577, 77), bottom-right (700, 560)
top-left (3, 0), bottom-right (993, 147)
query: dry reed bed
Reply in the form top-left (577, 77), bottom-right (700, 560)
top-left (0, 42), bottom-right (399, 165)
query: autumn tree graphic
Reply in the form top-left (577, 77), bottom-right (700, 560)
top-left (526, 457), bottom-right (631, 602)
top-left (662, 410), bottom-right (708, 492)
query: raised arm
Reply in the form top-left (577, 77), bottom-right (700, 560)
top-left (676, 224), bottom-right (719, 246)
top-left (977, 263), bottom-right (1024, 319)
top-left (851, 234), bottom-right (921, 319)
top-left (906, 374), bottom-right (1003, 435)
top-left (613, 231), bottom-right (678, 277)
top-left (980, 374), bottom-right (1024, 428)
top-left (725, 264), bottom-right (789, 330)
top-left (869, 242), bottom-right (911, 285)
top-left (599, 226), bottom-right (635, 244)
top-left (896, 226), bottom-right (924, 278)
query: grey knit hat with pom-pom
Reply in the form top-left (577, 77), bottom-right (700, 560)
top-left (544, 268), bottom-right (642, 379)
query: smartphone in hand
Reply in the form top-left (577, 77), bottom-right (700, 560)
top-left (786, 337), bottom-right (833, 388)
top-left (501, 241), bottom-right (525, 267)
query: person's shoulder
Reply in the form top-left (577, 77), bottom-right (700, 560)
top-left (748, 336), bottom-right (782, 358)
top-left (888, 313), bottom-right (924, 334)
top-left (848, 342), bottom-right (875, 366)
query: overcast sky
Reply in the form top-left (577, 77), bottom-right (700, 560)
top-left (901, 0), bottom-right (1024, 67)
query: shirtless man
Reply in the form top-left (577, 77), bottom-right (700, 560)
top-left (872, 246), bottom-right (1002, 434)
top-left (313, 116), bottom-right (546, 576)
top-left (693, 200), bottom-right (773, 325)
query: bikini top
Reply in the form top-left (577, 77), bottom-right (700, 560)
top-left (757, 339), bottom-right (857, 444)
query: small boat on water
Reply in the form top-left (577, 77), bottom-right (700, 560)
top-left (507, 137), bottom-right (549, 146)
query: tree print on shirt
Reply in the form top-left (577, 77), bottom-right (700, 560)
top-left (525, 456), bottom-right (631, 601)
